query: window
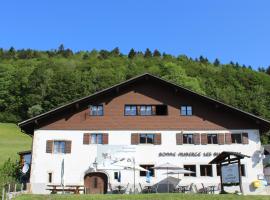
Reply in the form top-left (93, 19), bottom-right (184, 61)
top-left (140, 105), bottom-right (152, 116)
top-left (207, 134), bottom-right (218, 144)
top-left (139, 134), bottom-right (155, 144)
top-left (183, 134), bottom-right (194, 144)
top-left (231, 133), bottom-right (242, 144)
top-left (125, 105), bottom-right (137, 116)
top-left (53, 141), bottom-right (65, 154)
top-left (93, 177), bottom-right (98, 188)
top-left (184, 165), bottom-right (196, 177)
top-left (48, 173), bottom-right (52, 183)
top-left (114, 172), bottom-right (119, 180)
top-left (181, 106), bottom-right (192, 116)
top-left (124, 105), bottom-right (168, 116)
top-left (140, 165), bottom-right (155, 177)
top-left (91, 134), bottom-right (103, 144)
top-left (241, 164), bottom-right (246, 176)
top-left (89, 105), bottom-right (103, 116)
top-left (200, 165), bottom-right (212, 176)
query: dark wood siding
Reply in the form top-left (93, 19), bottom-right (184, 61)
top-left (37, 80), bottom-right (261, 131)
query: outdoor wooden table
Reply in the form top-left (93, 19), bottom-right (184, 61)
top-left (47, 184), bottom-right (84, 194)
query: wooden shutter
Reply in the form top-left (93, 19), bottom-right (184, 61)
top-left (154, 133), bottom-right (161, 145)
top-left (225, 133), bottom-right (232, 144)
top-left (242, 133), bottom-right (249, 144)
top-left (176, 133), bottom-right (183, 145)
top-left (137, 106), bottom-right (141, 115)
top-left (46, 140), bottom-right (53, 153)
top-left (194, 133), bottom-right (200, 145)
top-left (201, 133), bottom-right (207, 145)
top-left (83, 133), bottom-right (90, 144)
top-left (131, 133), bottom-right (139, 145)
top-left (152, 106), bottom-right (156, 115)
top-left (65, 141), bottom-right (72, 153)
top-left (218, 134), bottom-right (225, 145)
top-left (103, 133), bottom-right (108, 144)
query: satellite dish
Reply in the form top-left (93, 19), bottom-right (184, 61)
top-left (22, 163), bottom-right (29, 174)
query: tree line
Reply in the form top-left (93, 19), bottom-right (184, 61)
top-left (0, 45), bottom-right (269, 135)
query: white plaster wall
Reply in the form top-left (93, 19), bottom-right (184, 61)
top-left (30, 129), bottom-right (264, 194)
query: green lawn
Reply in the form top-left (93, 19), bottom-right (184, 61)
top-left (14, 194), bottom-right (270, 200)
top-left (0, 123), bottom-right (31, 165)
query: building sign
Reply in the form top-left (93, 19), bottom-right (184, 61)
top-left (158, 152), bottom-right (220, 157)
top-left (221, 164), bottom-right (239, 184)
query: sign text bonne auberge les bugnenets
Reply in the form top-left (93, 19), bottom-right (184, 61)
top-left (158, 152), bottom-right (221, 157)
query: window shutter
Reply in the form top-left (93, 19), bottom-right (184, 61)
top-left (103, 133), bottom-right (108, 144)
top-left (154, 133), bottom-right (161, 145)
top-left (201, 133), bottom-right (207, 145)
top-left (152, 106), bottom-right (156, 115)
top-left (242, 133), bottom-right (249, 144)
top-left (194, 133), bottom-right (200, 145)
top-left (218, 134), bottom-right (225, 145)
top-left (137, 106), bottom-right (141, 115)
top-left (176, 133), bottom-right (183, 145)
top-left (46, 140), bottom-right (53, 153)
top-left (65, 141), bottom-right (72, 153)
top-left (83, 133), bottom-right (90, 144)
top-left (131, 133), bottom-right (139, 145)
top-left (225, 133), bottom-right (232, 144)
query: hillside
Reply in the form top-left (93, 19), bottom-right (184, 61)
top-left (0, 47), bottom-right (270, 142)
top-left (0, 123), bottom-right (31, 165)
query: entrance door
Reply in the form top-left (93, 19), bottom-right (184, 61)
top-left (84, 173), bottom-right (107, 194)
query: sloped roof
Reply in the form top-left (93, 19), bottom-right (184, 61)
top-left (209, 151), bottom-right (250, 164)
top-left (18, 73), bottom-right (270, 134)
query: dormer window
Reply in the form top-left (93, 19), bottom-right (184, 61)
top-left (89, 105), bottom-right (103, 116)
top-left (180, 106), bottom-right (192, 116)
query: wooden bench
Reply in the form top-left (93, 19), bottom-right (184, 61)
top-left (47, 184), bottom-right (85, 194)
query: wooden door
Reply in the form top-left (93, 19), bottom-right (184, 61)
top-left (84, 174), bottom-right (105, 194)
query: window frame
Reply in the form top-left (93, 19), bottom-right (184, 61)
top-left (139, 134), bottom-right (155, 144)
top-left (140, 105), bottom-right (152, 116)
top-left (90, 133), bottom-right (103, 144)
top-left (183, 134), bottom-right (194, 144)
top-left (89, 105), bottom-right (104, 116)
top-left (184, 165), bottom-right (196, 177)
top-left (231, 133), bottom-right (242, 144)
top-left (53, 141), bottom-right (66, 154)
top-left (180, 105), bottom-right (193, 116)
top-left (124, 104), bottom-right (168, 116)
top-left (200, 165), bottom-right (213, 177)
top-left (207, 134), bottom-right (218, 144)
top-left (124, 105), bottom-right (137, 116)
top-left (139, 164), bottom-right (155, 177)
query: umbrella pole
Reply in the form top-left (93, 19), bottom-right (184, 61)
top-left (167, 168), bottom-right (169, 193)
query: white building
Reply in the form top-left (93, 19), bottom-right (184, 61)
top-left (18, 73), bottom-right (270, 194)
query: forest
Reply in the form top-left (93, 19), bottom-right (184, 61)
top-left (0, 45), bottom-right (270, 128)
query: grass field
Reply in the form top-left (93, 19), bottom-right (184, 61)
top-left (0, 123), bottom-right (31, 166)
top-left (14, 194), bottom-right (270, 200)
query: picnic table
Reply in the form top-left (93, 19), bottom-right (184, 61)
top-left (47, 184), bottom-right (84, 194)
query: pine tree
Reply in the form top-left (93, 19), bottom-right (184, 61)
top-left (111, 47), bottom-right (120, 56)
top-left (266, 66), bottom-right (270, 75)
top-left (213, 58), bottom-right (220, 66)
top-left (128, 48), bottom-right (136, 59)
top-left (144, 48), bottom-right (152, 58)
top-left (58, 44), bottom-right (65, 53)
top-left (153, 49), bottom-right (161, 57)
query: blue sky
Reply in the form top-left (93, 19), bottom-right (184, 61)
top-left (1, 0), bottom-right (270, 69)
